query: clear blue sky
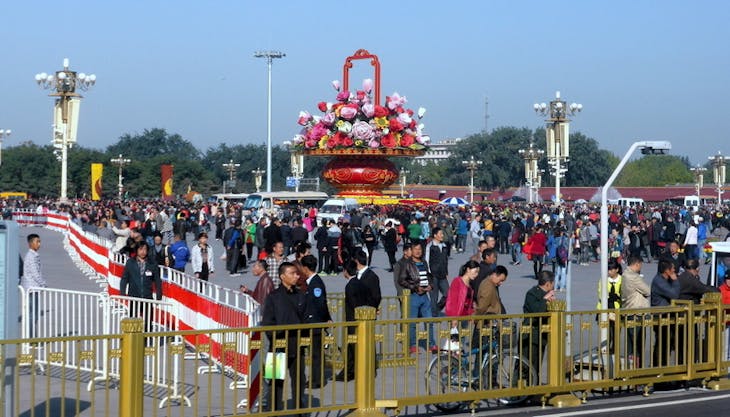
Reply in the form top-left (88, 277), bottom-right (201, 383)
top-left (2, 0), bottom-right (728, 166)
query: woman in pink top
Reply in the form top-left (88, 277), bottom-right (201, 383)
top-left (445, 260), bottom-right (480, 325)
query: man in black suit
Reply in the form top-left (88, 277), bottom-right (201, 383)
top-left (660, 241), bottom-right (687, 275)
top-left (260, 262), bottom-right (306, 415)
top-left (354, 249), bottom-right (382, 308)
top-left (300, 255), bottom-right (331, 389)
top-left (335, 260), bottom-right (367, 382)
top-left (119, 242), bottom-right (163, 332)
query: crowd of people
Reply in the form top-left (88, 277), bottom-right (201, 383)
top-left (12, 196), bottom-right (730, 408)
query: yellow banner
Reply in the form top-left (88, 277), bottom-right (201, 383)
top-left (91, 163), bottom-right (103, 200)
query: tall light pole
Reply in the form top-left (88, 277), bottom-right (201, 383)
top-left (399, 166), bottom-right (410, 198)
top-left (110, 154), bottom-right (131, 201)
top-left (690, 165), bottom-right (707, 203)
top-left (222, 159), bottom-right (240, 193)
top-left (600, 142), bottom-right (671, 343)
top-left (0, 129), bottom-right (11, 166)
top-left (461, 156), bottom-right (482, 204)
top-left (709, 151), bottom-right (730, 207)
top-left (254, 50), bottom-right (285, 192)
top-left (251, 168), bottom-right (265, 193)
top-left (534, 91), bottom-right (582, 205)
top-left (518, 142), bottom-right (544, 203)
top-left (35, 58), bottom-right (96, 202)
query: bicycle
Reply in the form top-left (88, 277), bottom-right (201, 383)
top-left (425, 322), bottom-right (536, 413)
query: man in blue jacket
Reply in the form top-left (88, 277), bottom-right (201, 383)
top-left (169, 233), bottom-right (190, 272)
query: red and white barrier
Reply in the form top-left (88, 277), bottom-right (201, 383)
top-left (14, 210), bottom-right (262, 408)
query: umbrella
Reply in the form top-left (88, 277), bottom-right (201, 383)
top-left (439, 197), bottom-right (469, 206)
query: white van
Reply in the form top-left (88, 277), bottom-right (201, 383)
top-left (316, 198), bottom-right (360, 225)
top-left (242, 191), bottom-right (329, 218)
top-left (616, 198), bottom-right (645, 207)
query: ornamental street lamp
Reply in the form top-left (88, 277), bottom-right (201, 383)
top-left (461, 155), bottom-right (482, 204)
top-left (282, 140), bottom-right (304, 192)
top-left (35, 58), bottom-right (96, 202)
top-left (690, 165), bottom-right (707, 203)
top-left (110, 154), bottom-right (131, 201)
top-left (534, 91), bottom-right (582, 205)
top-left (0, 129), bottom-right (11, 166)
top-left (251, 168), bottom-right (265, 193)
top-left (399, 166), bottom-right (410, 198)
top-left (518, 142), bottom-right (544, 204)
top-left (254, 50), bottom-right (285, 192)
top-left (222, 159), bottom-right (240, 193)
top-left (709, 151), bottom-right (730, 207)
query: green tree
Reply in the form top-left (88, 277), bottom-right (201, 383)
top-left (107, 128), bottom-right (202, 161)
top-left (615, 155), bottom-right (694, 186)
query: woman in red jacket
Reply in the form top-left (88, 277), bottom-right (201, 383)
top-left (527, 225), bottom-right (548, 279)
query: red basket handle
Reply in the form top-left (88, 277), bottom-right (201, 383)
top-left (342, 49), bottom-right (381, 105)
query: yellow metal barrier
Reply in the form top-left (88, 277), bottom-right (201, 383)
top-left (3, 298), bottom-right (730, 416)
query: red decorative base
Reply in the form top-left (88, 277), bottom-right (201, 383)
top-left (322, 155), bottom-right (397, 195)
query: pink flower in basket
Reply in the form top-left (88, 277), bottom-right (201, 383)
top-left (339, 105), bottom-right (358, 120)
top-left (336, 90), bottom-right (350, 102)
top-left (352, 121), bottom-right (376, 141)
top-left (297, 111), bottom-right (312, 126)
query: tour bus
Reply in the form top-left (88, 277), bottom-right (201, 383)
top-left (212, 193), bottom-right (249, 209)
top-left (242, 191), bottom-right (329, 218)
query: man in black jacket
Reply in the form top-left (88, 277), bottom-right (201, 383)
top-left (260, 262), bottom-right (306, 415)
top-left (678, 259), bottom-right (719, 363)
top-left (354, 250), bottom-right (382, 308)
top-left (120, 242), bottom-right (163, 332)
top-left (426, 227), bottom-right (449, 316)
top-left (335, 260), bottom-right (367, 382)
top-left (300, 255), bottom-right (331, 389)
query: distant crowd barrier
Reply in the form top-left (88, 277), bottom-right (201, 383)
top-left (12, 209), bottom-right (263, 409)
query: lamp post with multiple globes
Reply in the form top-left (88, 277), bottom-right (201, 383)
top-left (518, 142), bottom-right (544, 203)
top-left (35, 58), bottom-right (96, 202)
top-left (110, 154), bottom-right (131, 200)
top-left (534, 91), bottom-right (581, 205)
top-left (0, 129), bottom-right (11, 166)
top-left (709, 151), bottom-right (730, 207)
top-left (461, 156), bottom-right (482, 204)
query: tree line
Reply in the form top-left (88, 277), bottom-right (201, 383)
top-left (0, 127), bottom-right (702, 199)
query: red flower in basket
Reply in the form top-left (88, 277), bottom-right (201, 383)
top-left (381, 133), bottom-right (397, 148)
top-left (373, 105), bottom-right (389, 118)
top-left (389, 118), bottom-right (404, 132)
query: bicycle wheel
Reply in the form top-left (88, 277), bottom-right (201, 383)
top-left (425, 354), bottom-right (469, 412)
top-left (482, 353), bottom-right (536, 406)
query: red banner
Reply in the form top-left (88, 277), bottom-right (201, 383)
top-left (161, 164), bottom-right (174, 200)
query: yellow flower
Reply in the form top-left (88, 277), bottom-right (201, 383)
top-left (394, 133), bottom-right (402, 146)
top-left (374, 117), bottom-right (389, 128)
top-left (336, 120), bottom-right (345, 128)
top-left (354, 139), bottom-right (364, 147)
top-left (318, 135), bottom-right (329, 149)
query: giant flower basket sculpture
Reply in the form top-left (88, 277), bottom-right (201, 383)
top-left (290, 49), bottom-right (429, 196)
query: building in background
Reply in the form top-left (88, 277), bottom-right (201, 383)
top-left (414, 138), bottom-right (463, 166)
